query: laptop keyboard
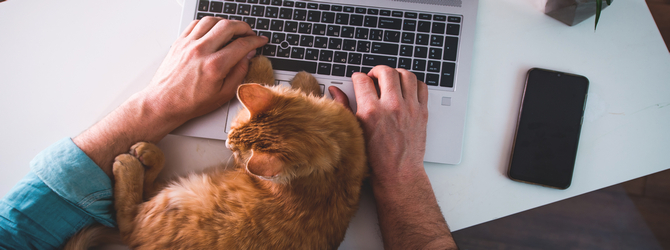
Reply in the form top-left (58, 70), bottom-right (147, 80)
top-left (195, 0), bottom-right (461, 88)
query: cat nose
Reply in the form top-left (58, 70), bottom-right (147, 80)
top-left (225, 140), bottom-right (232, 150)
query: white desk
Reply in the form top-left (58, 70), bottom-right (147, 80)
top-left (1, 0), bottom-right (668, 249)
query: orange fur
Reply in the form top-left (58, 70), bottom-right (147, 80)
top-left (67, 55), bottom-right (368, 249)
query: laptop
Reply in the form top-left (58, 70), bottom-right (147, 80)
top-left (172, 0), bottom-right (479, 165)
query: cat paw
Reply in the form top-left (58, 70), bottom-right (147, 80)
top-left (290, 71), bottom-right (321, 97)
top-left (113, 154), bottom-right (144, 182)
top-left (129, 142), bottom-right (164, 171)
top-left (245, 55), bottom-right (275, 86)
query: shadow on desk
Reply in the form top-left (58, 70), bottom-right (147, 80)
top-left (452, 169), bottom-right (670, 250)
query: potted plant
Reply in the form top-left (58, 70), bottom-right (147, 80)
top-left (545, 0), bottom-right (613, 30)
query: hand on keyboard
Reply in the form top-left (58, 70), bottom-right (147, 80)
top-left (141, 17), bottom-right (268, 124)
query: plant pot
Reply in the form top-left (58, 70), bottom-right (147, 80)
top-left (545, 0), bottom-right (611, 26)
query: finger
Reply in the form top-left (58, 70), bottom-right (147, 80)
top-left (417, 80), bottom-right (429, 105)
top-left (200, 20), bottom-right (257, 51)
top-left (188, 16), bottom-right (223, 40)
top-left (351, 72), bottom-right (379, 108)
top-left (368, 66), bottom-right (402, 101)
top-left (396, 68), bottom-right (418, 103)
top-left (328, 86), bottom-right (353, 112)
top-left (180, 20), bottom-right (199, 38)
top-left (211, 35), bottom-right (269, 76)
top-left (219, 54), bottom-right (252, 102)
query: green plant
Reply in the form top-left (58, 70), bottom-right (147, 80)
top-left (595, 0), bottom-right (613, 30)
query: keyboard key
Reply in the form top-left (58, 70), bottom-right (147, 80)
top-left (368, 9), bottom-right (379, 15)
top-left (229, 15), bottom-right (243, 20)
top-left (343, 39), bottom-right (357, 51)
top-left (291, 47), bottom-right (305, 59)
top-left (346, 66), bottom-right (361, 77)
top-left (328, 38), bottom-right (342, 49)
top-left (383, 30), bottom-right (400, 43)
top-left (430, 35), bottom-right (443, 46)
top-left (319, 50), bottom-right (333, 61)
top-left (372, 42), bottom-right (398, 56)
top-left (433, 15), bottom-right (447, 21)
top-left (392, 11), bottom-right (403, 17)
top-left (295, 1), bottom-right (306, 8)
top-left (403, 20), bottom-right (417, 31)
top-left (414, 46), bottom-right (428, 58)
top-left (260, 0), bottom-right (271, 4)
top-left (363, 54), bottom-right (397, 68)
top-left (238, 4), bottom-right (251, 15)
top-left (400, 45), bottom-right (413, 56)
top-left (307, 3), bottom-right (318, 9)
top-left (355, 8), bottom-right (366, 14)
top-left (266, 58), bottom-right (318, 73)
top-left (429, 47), bottom-right (442, 59)
top-left (313, 24), bottom-right (326, 35)
top-left (348, 53), bottom-right (362, 64)
top-left (331, 5), bottom-right (343, 12)
top-left (343, 6), bottom-right (355, 13)
top-left (355, 28), bottom-right (369, 39)
top-left (319, 4), bottom-right (331, 11)
top-left (380, 10), bottom-right (391, 16)
top-left (243, 17), bottom-right (256, 28)
top-left (248, 0), bottom-right (258, 3)
top-left (417, 21), bottom-right (431, 33)
top-left (432, 22), bottom-right (446, 34)
top-left (271, 0), bottom-right (282, 6)
top-left (336, 13), bottom-right (349, 24)
top-left (419, 13), bottom-right (431, 20)
top-left (326, 25), bottom-right (340, 36)
top-left (271, 32), bottom-right (285, 43)
top-left (314, 36), bottom-right (328, 48)
top-left (298, 22), bottom-right (312, 33)
top-left (413, 72), bottom-right (425, 82)
top-left (305, 49), bottom-right (319, 60)
top-left (350, 15), bottom-right (364, 26)
top-left (401, 32), bottom-right (414, 44)
top-left (283, 0), bottom-right (294, 7)
top-left (199, 0), bottom-right (210, 11)
top-left (370, 29), bottom-right (383, 41)
top-left (412, 59), bottom-right (426, 71)
top-left (440, 62), bottom-right (455, 87)
top-left (448, 16), bottom-right (461, 23)
top-left (251, 5), bottom-right (265, 16)
top-left (270, 20), bottom-right (284, 31)
top-left (425, 73), bottom-right (439, 86)
top-left (444, 36), bottom-right (458, 61)
top-left (258, 30), bottom-right (272, 38)
top-left (404, 12), bottom-right (417, 18)
top-left (197, 13), bottom-right (215, 19)
top-left (277, 47), bottom-right (290, 57)
top-left (427, 61), bottom-right (440, 72)
top-left (214, 14), bottom-right (228, 19)
top-left (364, 16), bottom-right (378, 27)
top-left (300, 35), bottom-right (314, 46)
top-left (322, 12), bottom-right (336, 23)
top-left (265, 6), bottom-right (279, 17)
top-left (415, 34), bottom-right (429, 45)
top-left (398, 58), bottom-right (412, 69)
top-left (286, 33), bottom-right (299, 45)
top-left (318, 63), bottom-right (332, 75)
top-left (334, 51), bottom-right (348, 63)
top-left (224, 2), bottom-right (237, 14)
top-left (378, 17), bottom-right (402, 30)
top-left (357, 40), bottom-right (371, 52)
top-left (279, 7), bottom-right (292, 19)
top-left (307, 10), bottom-right (321, 21)
top-left (210, 1), bottom-right (223, 12)
top-left (285, 21), bottom-right (298, 32)
top-left (340, 26), bottom-right (355, 38)
top-left (362, 67), bottom-right (373, 73)
top-left (293, 9), bottom-right (307, 20)
top-left (332, 64), bottom-right (346, 76)
top-left (447, 24), bottom-right (460, 36)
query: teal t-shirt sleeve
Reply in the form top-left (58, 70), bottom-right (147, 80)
top-left (0, 138), bottom-right (116, 249)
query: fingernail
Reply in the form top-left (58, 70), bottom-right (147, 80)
top-left (246, 50), bottom-right (256, 60)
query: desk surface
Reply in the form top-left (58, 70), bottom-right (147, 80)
top-left (1, 0), bottom-right (669, 249)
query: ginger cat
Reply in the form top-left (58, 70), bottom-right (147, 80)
top-left (65, 56), bottom-right (368, 249)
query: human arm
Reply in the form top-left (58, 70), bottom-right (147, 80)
top-left (74, 17), bottom-right (268, 178)
top-left (331, 66), bottom-right (457, 249)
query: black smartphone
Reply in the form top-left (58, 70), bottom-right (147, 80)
top-left (507, 68), bottom-right (589, 189)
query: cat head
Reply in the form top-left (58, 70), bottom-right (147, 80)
top-left (226, 83), bottom-right (355, 185)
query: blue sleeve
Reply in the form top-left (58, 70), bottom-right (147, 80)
top-left (0, 138), bottom-right (116, 249)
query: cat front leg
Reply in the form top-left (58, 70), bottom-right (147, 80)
top-left (112, 153), bottom-right (144, 243)
top-left (129, 142), bottom-right (165, 200)
top-left (244, 55), bottom-right (275, 86)
top-left (290, 71), bottom-right (322, 97)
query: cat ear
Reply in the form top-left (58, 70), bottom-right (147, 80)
top-left (246, 151), bottom-right (283, 178)
top-left (238, 83), bottom-right (275, 115)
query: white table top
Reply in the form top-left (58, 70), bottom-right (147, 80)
top-left (1, 0), bottom-right (668, 249)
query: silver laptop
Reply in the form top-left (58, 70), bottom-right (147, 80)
top-left (172, 0), bottom-right (479, 164)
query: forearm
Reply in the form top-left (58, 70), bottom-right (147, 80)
top-left (371, 164), bottom-right (457, 250)
top-left (73, 91), bottom-right (184, 178)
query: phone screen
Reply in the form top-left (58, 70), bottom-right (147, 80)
top-left (508, 68), bottom-right (589, 189)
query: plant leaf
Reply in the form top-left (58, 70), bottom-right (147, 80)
top-left (595, 0), bottom-right (602, 31)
